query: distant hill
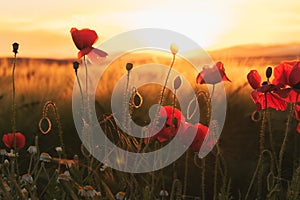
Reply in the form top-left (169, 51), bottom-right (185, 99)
top-left (208, 43), bottom-right (300, 58)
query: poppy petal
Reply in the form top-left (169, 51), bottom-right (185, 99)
top-left (247, 70), bottom-right (261, 89)
top-left (78, 47), bottom-right (94, 59)
top-left (2, 132), bottom-right (26, 149)
top-left (272, 61), bottom-right (293, 86)
top-left (251, 91), bottom-right (287, 111)
top-left (289, 61), bottom-right (300, 88)
top-left (297, 123), bottom-right (300, 133)
top-left (196, 62), bottom-right (230, 84)
top-left (295, 104), bottom-right (300, 121)
top-left (70, 28), bottom-right (98, 50)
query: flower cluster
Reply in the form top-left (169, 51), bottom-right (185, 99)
top-left (247, 61), bottom-right (300, 133)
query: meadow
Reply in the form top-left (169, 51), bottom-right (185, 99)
top-left (0, 44), bottom-right (299, 199)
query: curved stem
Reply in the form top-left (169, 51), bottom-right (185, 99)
top-left (41, 101), bottom-right (66, 158)
top-left (245, 150), bottom-right (273, 200)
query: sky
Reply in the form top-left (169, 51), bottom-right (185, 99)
top-left (0, 0), bottom-right (300, 58)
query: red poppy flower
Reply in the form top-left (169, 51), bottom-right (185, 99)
top-left (272, 61), bottom-right (300, 102)
top-left (247, 70), bottom-right (287, 111)
top-left (70, 27), bottom-right (108, 59)
top-left (180, 123), bottom-right (209, 152)
top-left (295, 104), bottom-right (300, 133)
top-left (146, 106), bottom-right (185, 143)
top-left (196, 61), bottom-right (231, 84)
top-left (2, 132), bottom-right (26, 149)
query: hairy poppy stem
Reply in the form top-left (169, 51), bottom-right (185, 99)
top-left (278, 103), bottom-right (294, 186)
top-left (257, 109), bottom-right (267, 199)
top-left (12, 53), bottom-right (17, 134)
top-left (76, 72), bottom-right (84, 110)
top-left (159, 53), bottom-right (176, 105)
top-left (245, 150), bottom-right (273, 200)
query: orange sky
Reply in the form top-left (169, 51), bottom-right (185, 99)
top-left (0, 0), bottom-right (300, 58)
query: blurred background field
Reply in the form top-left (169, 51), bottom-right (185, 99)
top-left (0, 44), bottom-right (299, 198)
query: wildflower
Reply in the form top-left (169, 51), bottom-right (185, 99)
top-left (272, 61), bottom-right (300, 102)
top-left (12, 42), bottom-right (19, 54)
top-left (57, 173), bottom-right (71, 183)
top-left (39, 152), bottom-right (52, 162)
top-left (181, 123), bottom-right (209, 152)
top-left (21, 173), bottom-right (33, 184)
top-left (247, 69), bottom-right (286, 111)
top-left (100, 163), bottom-right (108, 172)
top-left (173, 75), bottom-right (182, 90)
top-left (27, 146), bottom-right (37, 154)
top-left (78, 185), bottom-right (101, 198)
top-left (115, 191), bottom-right (126, 200)
top-left (6, 149), bottom-right (18, 158)
top-left (2, 132), bottom-right (26, 149)
top-left (70, 27), bottom-right (108, 59)
top-left (21, 188), bottom-right (28, 197)
top-left (170, 43), bottom-right (179, 55)
top-left (55, 147), bottom-right (63, 154)
top-left (0, 149), bottom-right (7, 156)
top-left (4, 159), bottom-right (9, 166)
top-left (0, 182), bottom-right (10, 193)
top-left (159, 189), bottom-right (169, 197)
top-left (145, 106), bottom-right (185, 143)
top-left (196, 61), bottom-right (230, 84)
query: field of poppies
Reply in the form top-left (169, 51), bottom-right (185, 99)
top-left (0, 28), bottom-right (299, 200)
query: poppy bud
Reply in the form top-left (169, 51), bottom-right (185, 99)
top-left (266, 67), bottom-right (272, 79)
top-left (170, 43), bottom-right (179, 55)
top-left (126, 63), bottom-right (133, 71)
top-left (73, 61), bottom-right (79, 73)
top-left (12, 42), bottom-right (19, 54)
top-left (173, 76), bottom-right (182, 90)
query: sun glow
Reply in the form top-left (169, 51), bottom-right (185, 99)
top-left (0, 0), bottom-right (299, 58)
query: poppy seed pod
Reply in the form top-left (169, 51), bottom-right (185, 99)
top-left (12, 42), bottom-right (19, 54)
top-left (126, 63), bottom-right (133, 71)
top-left (266, 67), bottom-right (272, 79)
